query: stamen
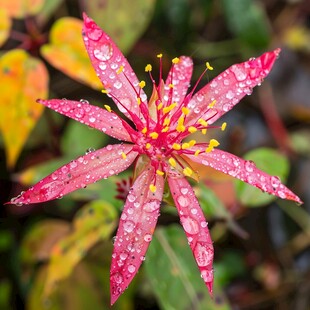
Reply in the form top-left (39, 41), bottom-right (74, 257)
top-left (163, 117), bottom-right (170, 126)
top-left (157, 102), bottom-right (163, 110)
top-left (149, 184), bottom-right (157, 193)
top-left (189, 140), bottom-right (196, 147)
top-left (205, 139), bottom-right (220, 152)
top-left (156, 170), bottom-right (164, 176)
top-left (104, 105), bottom-right (112, 112)
top-left (141, 127), bottom-right (147, 134)
top-left (149, 132), bottom-right (159, 139)
top-left (169, 83), bottom-right (174, 88)
top-left (137, 97), bottom-right (141, 105)
top-left (101, 89), bottom-right (109, 94)
top-left (182, 107), bottom-right (190, 115)
top-left (157, 53), bottom-right (163, 58)
top-left (208, 100), bottom-right (216, 108)
top-left (183, 167), bottom-right (193, 177)
top-left (188, 126), bottom-right (197, 133)
top-left (176, 116), bottom-right (185, 132)
top-left (146, 143), bottom-right (151, 149)
top-left (172, 143), bottom-right (181, 150)
top-left (145, 64), bottom-right (152, 72)
top-left (181, 142), bottom-right (190, 149)
top-left (168, 157), bottom-right (176, 167)
top-left (172, 57), bottom-right (180, 64)
top-left (202, 129), bottom-right (207, 135)
top-left (206, 62), bottom-right (213, 70)
top-left (161, 126), bottom-right (169, 132)
top-left (163, 103), bottom-right (177, 114)
top-left (194, 150), bottom-right (201, 156)
top-left (121, 152), bottom-right (127, 159)
top-left (117, 65), bottom-right (124, 74)
top-left (198, 118), bottom-right (208, 127)
top-left (139, 81), bottom-right (146, 89)
top-left (221, 122), bottom-right (227, 131)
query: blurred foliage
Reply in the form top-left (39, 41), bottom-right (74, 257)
top-left (1, 0), bottom-right (309, 309)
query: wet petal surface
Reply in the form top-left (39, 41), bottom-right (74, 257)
top-left (110, 164), bottom-right (164, 305)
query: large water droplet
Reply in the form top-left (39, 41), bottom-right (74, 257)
top-left (181, 216), bottom-right (199, 234)
top-left (244, 160), bottom-right (255, 172)
top-left (144, 234), bottom-right (152, 242)
top-left (194, 242), bottom-right (213, 267)
top-left (93, 43), bottom-right (113, 61)
top-left (120, 252), bottom-right (128, 260)
top-left (123, 220), bottom-right (135, 233)
top-left (128, 264), bottom-right (136, 273)
top-left (231, 65), bottom-right (247, 81)
top-left (111, 272), bottom-right (123, 284)
top-left (87, 28), bottom-right (103, 41)
top-left (201, 269), bottom-right (213, 282)
top-left (180, 187), bottom-right (189, 195)
top-left (177, 195), bottom-right (189, 207)
top-left (144, 200), bottom-right (160, 212)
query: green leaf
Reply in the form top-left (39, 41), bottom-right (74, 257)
top-left (235, 148), bottom-right (290, 207)
top-left (221, 0), bottom-right (271, 49)
top-left (82, 0), bottom-right (156, 54)
top-left (43, 200), bottom-right (117, 297)
top-left (61, 119), bottom-right (107, 158)
top-left (36, 0), bottom-right (64, 26)
top-left (0, 49), bottom-right (48, 168)
top-left (145, 225), bottom-right (230, 310)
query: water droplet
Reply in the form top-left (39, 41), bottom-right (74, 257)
top-left (210, 80), bottom-right (218, 88)
top-left (112, 272), bottom-right (123, 284)
top-left (144, 200), bottom-right (160, 212)
top-left (180, 187), bottom-right (189, 195)
top-left (278, 190), bottom-right (286, 199)
top-left (191, 208), bottom-right (198, 215)
top-left (177, 195), bottom-right (189, 207)
top-left (245, 160), bottom-right (255, 172)
top-left (120, 252), bottom-right (128, 260)
top-left (128, 194), bottom-right (136, 202)
top-left (127, 207), bottom-right (134, 215)
top-left (201, 269), bottom-right (213, 282)
top-left (181, 216), bottom-right (199, 234)
top-left (144, 234), bottom-right (152, 242)
top-left (201, 221), bottom-right (208, 228)
top-left (231, 65), bottom-right (247, 81)
top-left (99, 62), bottom-right (107, 70)
top-left (93, 43), bottom-right (113, 61)
top-left (194, 242), bottom-right (213, 266)
top-left (123, 220), bottom-right (135, 233)
top-left (223, 79), bottom-right (229, 86)
top-left (114, 81), bottom-right (122, 89)
top-left (87, 28), bottom-right (103, 41)
top-left (225, 90), bottom-right (235, 100)
top-left (223, 103), bottom-right (232, 112)
top-left (271, 176), bottom-right (280, 188)
top-left (89, 116), bottom-right (96, 123)
top-left (121, 213), bottom-right (127, 220)
top-left (128, 264), bottom-right (136, 273)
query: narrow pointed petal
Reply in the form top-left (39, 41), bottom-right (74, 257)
top-left (9, 144), bottom-right (138, 205)
top-left (110, 165), bottom-right (164, 305)
top-left (82, 14), bottom-right (144, 121)
top-left (185, 49), bottom-right (281, 126)
top-left (37, 99), bottom-right (132, 142)
top-left (163, 56), bottom-right (193, 106)
top-left (186, 146), bottom-right (302, 203)
top-left (167, 175), bottom-right (214, 295)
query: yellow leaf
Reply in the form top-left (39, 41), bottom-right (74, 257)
top-left (0, 0), bottom-right (44, 18)
top-left (43, 200), bottom-right (117, 297)
top-left (41, 17), bottom-right (102, 90)
top-left (0, 49), bottom-right (48, 168)
top-left (0, 9), bottom-right (11, 46)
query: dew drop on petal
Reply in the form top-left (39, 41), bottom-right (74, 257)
top-left (177, 195), bottom-right (189, 207)
top-left (93, 43), bottom-right (113, 61)
top-left (271, 176), bottom-right (280, 188)
top-left (244, 160), bottom-right (255, 172)
top-left (144, 200), bottom-right (160, 212)
top-left (180, 187), bottom-right (189, 195)
top-left (181, 216), bottom-right (200, 234)
top-left (128, 194), bottom-right (136, 202)
top-left (144, 234), bottom-right (152, 242)
top-left (123, 220), bottom-right (135, 233)
top-left (231, 65), bottom-right (247, 81)
top-left (87, 28), bottom-right (103, 41)
top-left (112, 272), bottom-right (123, 284)
top-left (225, 90), bottom-right (235, 100)
top-left (120, 252), bottom-right (128, 260)
top-left (128, 264), bottom-right (136, 273)
top-left (194, 242), bottom-right (213, 267)
top-left (201, 269), bottom-right (213, 282)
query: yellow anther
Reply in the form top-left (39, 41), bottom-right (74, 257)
top-left (172, 143), bottom-right (181, 150)
top-left (137, 97), bottom-right (141, 105)
top-left (177, 125), bottom-right (185, 132)
top-left (149, 132), bottom-right (159, 139)
top-left (183, 167), bottom-right (193, 177)
top-left (202, 129), bottom-right (207, 135)
top-left (168, 157), bottom-right (176, 167)
top-left (188, 126), bottom-right (197, 133)
top-left (157, 102), bottom-right (163, 110)
top-left (163, 117), bottom-right (170, 126)
top-left (221, 122), bottom-right (227, 131)
top-left (142, 127), bottom-right (147, 134)
top-left (208, 99), bottom-right (216, 108)
top-left (163, 103), bottom-right (176, 114)
top-left (101, 89), bottom-right (109, 94)
top-left (181, 142), bottom-right (190, 149)
top-left (116, 65), bottom-right (124, 74)
top-left (104, 105), bottom-right (112, 112)
top-left (189, 140), bottom-right (196, 147)
top-left (156, 170), bottom-right (164, 176)
top-left (205, 139), bottom-right (220, 152)
top-left (194, 150), bottom-right (201, 156)
top-left (161, 126), bottom-right (169, 132)
top-left (149, 184), bottom-right (157, 193)
top-left (145, 64), bottom-right (152, 72)
top-left (169, 83), bottom-right (174, 88)
top-left (206, 62), bottom-right (213, 70)
top-left (172, 57), bottom-right (180, 64)
top-left (198, 118), bottom-right (208, 127)
top-left (139, 81), bottom-right (146, 88)
top-left (157, 53), bottom-right (163, 58)
top-left (182, 107), bottom-right (190, 115)
top-left (121, 152), bottom-right (127, 159)
top-left (146, 143), bottom-right (151, 149)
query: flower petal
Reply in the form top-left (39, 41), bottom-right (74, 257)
top-left (110, 165), bottom-right (164, 305)
top-left (185, 49), bottom-right (281, 126)
top-left (167, 175), bottom-right (214, 295)
top-left (186, 146), bottom-right (302, 203)
top-left (37, 99), bottom-right (132, 142)
top-left (164, 56), bottom-right (193, 106)
top-left (82, 14), bottom-right (144, 121)
top-left (9, 144), bottom-right (138, 205)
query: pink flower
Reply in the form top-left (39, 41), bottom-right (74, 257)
top-left (8, 14), bottom-right (302, 305)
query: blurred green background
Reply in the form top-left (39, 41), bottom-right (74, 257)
top-left (0, 0), bottom-right (309, 309)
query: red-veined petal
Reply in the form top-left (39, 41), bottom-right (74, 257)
top-left (82, 14), bottom-right (144, 122)
top-left (185, 49), bottom-right (281, 126)
top-left (163, 56), bottom-right (193, 106)
top-left (167, 174), bottom-right (214, 295)
top-left (110, 164), bottom-right (164, 305)
top-left (37, 99), bottom-right (132, 142)
top-left (9, 144), bottom-right (138, 205)
top-left (186, 146), bottom-right (302, 204)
